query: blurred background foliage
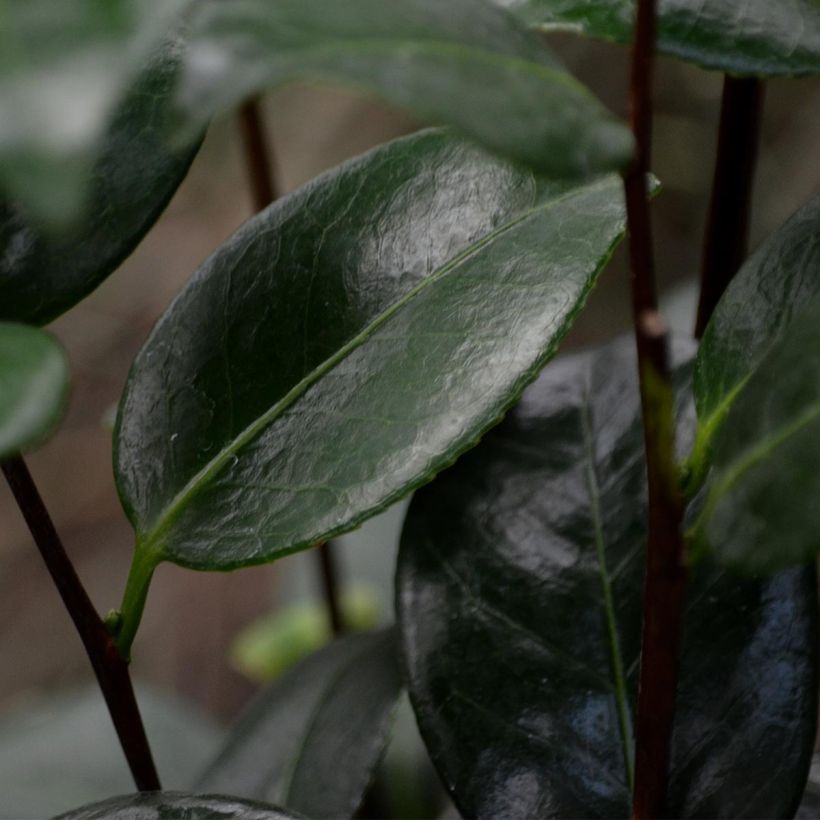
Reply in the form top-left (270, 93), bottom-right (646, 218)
top-left (0, 30), bottom-right (818, 818)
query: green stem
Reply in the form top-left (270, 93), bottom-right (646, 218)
top-left (114, 547), bottom-right (159, 660)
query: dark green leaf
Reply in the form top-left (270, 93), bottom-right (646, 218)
top-left (113, 129), bottom-right (634, 647)
top-left (0, 37), bottom-right (201, 326)
top-left (178, 0), bottom-right (632, 178)
top-left (689, 193), bottom-right (820, 489)
top-left (397, 337), bottom-right (817, 818)
top-left (0, 323), bottom-right (69, 459)
top-left (502, 0), bottom-right (820, 76)
top-left (54, 792), bottom-right (301, 820)
top-left (0, 0), bottom-right (187, 226)
top-left (198, 629), bottom-right (402, 819)
top-left (692, 296), bottom-right (820, 571)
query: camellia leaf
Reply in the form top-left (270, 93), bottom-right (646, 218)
top-left (198, 629), bottom-right (401, 819)
top-left (689, 194), bottom-right (820, 484)
top-left (0, 322), bottom-right (69, 459)
top-left (500, 0), bottom-right (820, 76)
top-left (54, 792), bottom-right (301, 820)
top-left (397, 337), bottom-right (817, 818)
top-left (692, 296), bottom-right (820, 571)
top-left (0, 0), bottom-right (188, 227)
top-left (177, 0), bottom-right (633, 178)
top-left (0, 41), bottom-right (201, 326)
top-left (113, 129), bottom-right (636, 652)
top-left (0, 36), bottom-right (202, 326)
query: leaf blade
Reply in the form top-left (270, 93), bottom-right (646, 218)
top-left (198, 629), bottom-right (402, 819)
top-left (693, 296), bottom-right (820, 570)
top-left (0, 323), bottom-right (69, 459)
top-left (501, 0), bottom-right (820, 76)
top-left (0, 0), bottom-right (188, 226)
top-left (114, 130), bottom-right (633, 586)
top-left (0, 36), bottom-right (201, 326)
top-left (178, 0), bottom-right (632, 177)
top-left (397, 337), bottom-right (818, 818)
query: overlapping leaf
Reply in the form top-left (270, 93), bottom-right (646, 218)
top-left (690, 193), bottom-right (820, 570)
top-left (500, 0), bottom-right (820, 76)
top-left (54, 792), bottom-right (300, 820)
top-left (113, 129), bottom-right (634, 649)
top-left (177, 0), bottom-right (632, 178)
top-left (0, 323), bottom-right (69, 458)
top-left (0, 0), bottom-right (187, 226)
top-left (199, 629), bottom-right (401, 819)
top-left (0, 37), bottom-right (201, 325)
top-left (397, 337), bottom-right (817, 818)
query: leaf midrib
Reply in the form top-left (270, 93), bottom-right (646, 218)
top-left (138, 176), bottom-right (617, 553)
top-left (580, 380), bottom-right (635, 791)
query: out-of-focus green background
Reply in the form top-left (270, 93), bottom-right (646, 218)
top-left (0, 32), bottom-right (818, 817)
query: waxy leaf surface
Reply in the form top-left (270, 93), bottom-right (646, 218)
top-left (199, 629), bottom-right (401, 819)
top-left (500, 0), bottom-right (820, 76)
top-left (694, 194), bottom-right (820, 435)
top-left (0, 323), bottom-right (69, 458)
top-left (0, 0), bottom-right (187, 226)
top-left (55, 792), bottom-right (300, 820)
top-left (115, 130), bottom-right (632, 584)
top-left (178, 0), bottom-right (632, 178)
top-left (0, 38), bottom-right (201, 325)
top-left (694, 296), bottom-right (820, 571)
top-left (398, 337), bottom-right (817, 818)
top-left (691, 193), bottom-right (820, 570)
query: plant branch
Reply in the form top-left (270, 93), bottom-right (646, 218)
top-left (238, 99), bottom-right (280, 207)
top-left (2, 456), bottom-right (160, 791)
top-left (236, 98), bottom-right (346, 636)
top-left (318, 541), bottom-right (345, 635)
top-left (694, 76), bottom-right (764, 338)
top-left (622, 1), bottom-right (687, 817)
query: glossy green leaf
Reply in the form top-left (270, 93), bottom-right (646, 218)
top-left (113, 129), bottom-right (635, 649)
top-left (694, 195), bottom-right (820, 432)
top-left (0, 0), bottom-right (187, 226)
top-left (0, 37), bottom-right (201, 326)
top-left (688, 193), bottom-right (820, 490)
top-left (502, 0), bottom-right (820, 76)
top-left (693, 295), bottom-right (820, 571)
top-left (54, 792), bottom-right (301, 820)
top-left (397, 337), bottom-right (818, 818)
top-left (0, 323), bottom-right (69, 459)
top-left (198, 629), bottom-right (402, 819)
top-left (177, 0), bottom-right (632, 178)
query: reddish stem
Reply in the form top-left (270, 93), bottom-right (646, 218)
top-left (622, 0), bottom-right (687, 816)
top-left (238, 99), bottom-right (279, 207)
top-left (2, 456), bottom-right (160, 791)
top-left (694, 76), bottom-right (764, 338)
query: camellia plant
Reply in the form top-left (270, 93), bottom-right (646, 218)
top-left (1, 0), bottom-right (819, 818)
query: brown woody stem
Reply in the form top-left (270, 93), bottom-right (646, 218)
top-left (694, 76), bottom-right (764, 338)
top-left (236, 98), bottom-right (346, 636)
top-left (238, 99), bottom-right (280, 207)
top-left (622, 0), bottom-right (687, 817)
top-left (2, 456), bottom-right (160, 791)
